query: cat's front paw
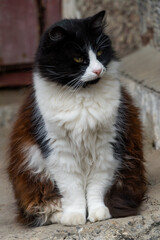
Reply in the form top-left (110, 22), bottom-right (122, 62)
top-left (50, 211), bottom-right (63, 223)
top-left (88, 206), bottom-right (111, 223)
top-left (60, 211), bottom-right (86, 226)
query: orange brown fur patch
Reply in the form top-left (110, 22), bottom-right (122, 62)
top-left (8, 90), bottom-right (61, 227)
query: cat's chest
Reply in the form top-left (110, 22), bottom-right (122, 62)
top-left (35, 76), bottom-right (121, 154)
top-left (47, 121), bottom-right (116, 175)
top-left (46, 105), bottom-right (117, 167)
top-left (46, 96), bottom-right (119, 135)
top-left (43, 88), bottom-right (120, 161)
top-left (35, 76), bottom-right (120, 132)
top-left (45, 100), bottom-right (117, 150)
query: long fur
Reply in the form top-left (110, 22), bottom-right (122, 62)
top-left (8, 11), bottom-right (146, 227)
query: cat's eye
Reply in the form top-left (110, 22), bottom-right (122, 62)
top-left (97, 50), bottom-right (103, 56)
top-left (74, 57), bottom-right (84, 63)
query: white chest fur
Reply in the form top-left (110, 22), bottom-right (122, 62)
top-left (34, 67), bottom-right (120, 131)
top-left (33, 65), bottom-right (121, 175)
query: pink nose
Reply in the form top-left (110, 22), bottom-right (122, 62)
top-left (92, 68), bottom-right (102, 76)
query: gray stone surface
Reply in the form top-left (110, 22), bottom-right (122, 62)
top-left (121, 45), bottom-right (160, 91)
top-left (137, 0), bottom-right (160, 50)
top-left (120, 45), bottom-right (160, 150)
top-left (0, 88), bottom-right (27, 128)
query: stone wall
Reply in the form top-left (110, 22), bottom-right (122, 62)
top-left (137, 0), bottom-right (160, 51)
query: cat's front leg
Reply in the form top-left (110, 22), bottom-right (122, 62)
top-left (60, 173), bottom-right (86, 226)
top-left (87, 170), bottom-right (112, 222)
top-left (50, 153), bottom-right (86, 226)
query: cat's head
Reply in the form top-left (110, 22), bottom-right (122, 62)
top-left (35, 11), bottom-right (117, 88)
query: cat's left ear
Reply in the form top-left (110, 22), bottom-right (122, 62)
top-left (90, 10), bottom-right (106, 30)
top-left (49, 26), bottom-right (66, 41)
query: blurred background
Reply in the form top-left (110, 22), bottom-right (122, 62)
top-left (0, 1), bottom-right (160, 238)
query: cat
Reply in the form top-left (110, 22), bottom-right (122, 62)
top-left (8, 11), bottom-right (146, 227)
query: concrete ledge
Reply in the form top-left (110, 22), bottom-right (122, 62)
top-left (0, 105), bottom-right (19, 128)
top-left (1, 214), bottom-right (160, 240)
top-left (120, 46), bottom-right (160, 150)
top-left (0, 88), bottom-right (26, 128)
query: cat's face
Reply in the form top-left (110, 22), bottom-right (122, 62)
top-left (35, 11), bottom-right (115, 88)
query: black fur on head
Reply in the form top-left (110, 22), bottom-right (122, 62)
top-left (35, 11), bottom-right (115, 87)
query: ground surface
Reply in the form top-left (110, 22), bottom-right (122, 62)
top-left (0, 89), bottom-right (160, 240)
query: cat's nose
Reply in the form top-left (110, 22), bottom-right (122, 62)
top-left (92, 68), bottom-right (102, 76)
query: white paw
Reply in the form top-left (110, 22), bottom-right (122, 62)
top-left (88, 206), bottom-right (111, 223)
top-left (60, 211), bottom-right (86, 226)
top-left (50, 211), bottom-right (63, 224)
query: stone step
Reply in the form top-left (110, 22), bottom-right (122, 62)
top-left (120, 45), bottom-right (160, 150)
top-left (0, 88), bottom-right (27, 128)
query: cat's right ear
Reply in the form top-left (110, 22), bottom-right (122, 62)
top-left (90, 11), bottom-right (106, 30)
top-left (49, 26), bottom-right (66, 41)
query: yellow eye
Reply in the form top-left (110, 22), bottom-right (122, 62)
top-left (74, 57), bottom-right (84, 63)
top-left (97, 50), bottom-right (103, 56)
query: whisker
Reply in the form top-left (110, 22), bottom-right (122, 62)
top-left (38, 65), bottom-right (56, 68)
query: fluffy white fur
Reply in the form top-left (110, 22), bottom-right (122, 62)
top-left (25, 54), bottom-right (121, 225)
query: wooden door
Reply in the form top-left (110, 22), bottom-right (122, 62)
top-left (0, 0), bottom-right (61, 87)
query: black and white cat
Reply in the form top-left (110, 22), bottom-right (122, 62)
top-left (8, 11), bottom-right (146, 227)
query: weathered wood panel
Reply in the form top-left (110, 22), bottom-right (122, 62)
top-left (0, 0), bottom-right (39, 66)
top-left (0, 0), bottom-right (61, 87)
top-left (42, 0), bottom-right (61, 29)
top-left (0, 72), bottom-right (32, 87)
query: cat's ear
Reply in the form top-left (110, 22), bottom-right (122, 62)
top-left (90, 10), bottom-right (106, 30)
top-left (49, 26), bottom-right (66, 41)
